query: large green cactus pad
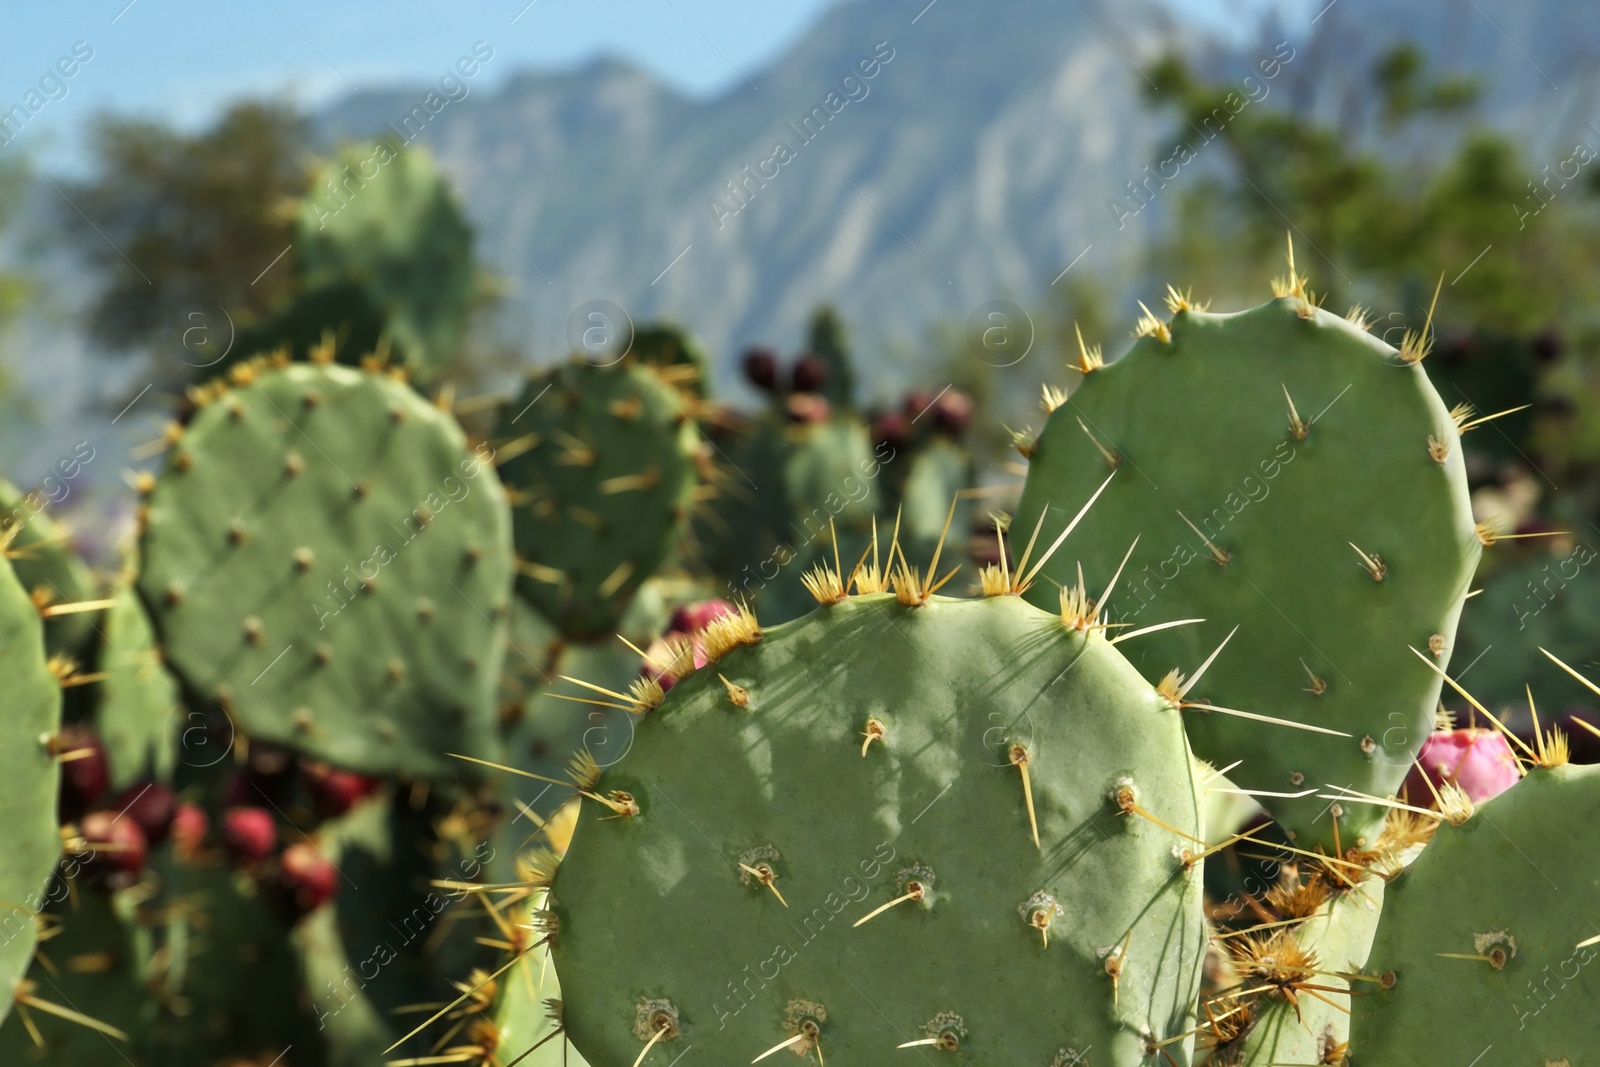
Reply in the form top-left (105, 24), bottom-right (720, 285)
top-left (499, 359), bottom-right (699, 642)
top-left (1015, 297), bottom-right (1478, 849)
top-left (0, 555), bottom-right (63, 1026)
top-left (1350, 763), bottom-right (1600, 1063)
top-left (138, 360), bottom-right (512, 777)
top-left (552, 593), bottom-right (1208, 1065)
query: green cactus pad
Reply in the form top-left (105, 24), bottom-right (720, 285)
top-left (93, 581), bottom-right (181, 790)
top-left (498, 359), bottom-right (700, 642)
top-left (489, 896), bottom-right (592, 1067)
top-left (0, 476), bottom-right (97, 659)
top-left (552, 592), bottom-right (1208, 1065)
top-left (1350, 763), bottom-right (1600, 1063)
top-left (221, 278), bottom-right (395, 375)
top-left (627, 323), bottom-right (710, 397)
top-left (1015, 296), bottom-right (1478, 850)
top-left (756, 415), bottom-right (890, 624)
top-left (151, 862), bottom-right (326, 1066)
top-left (296, 790), bottom-right (502, 1066)
top-left (299, 142), bottom-right (474, 376)
top-left (0, 555), bottom-right (63, 1026)
top-left (1209, 875), bottom-right (1384, 1065)
top-left (896, 436), bottom-right (972, 567)
top-left (805, 306), bottom-right (857, 409)
top-left (138, 359), bottom-right (513, 777)
top-left (0, 885), bottom-right (147, 1063)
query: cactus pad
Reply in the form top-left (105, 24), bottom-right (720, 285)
top-left (551, 591), bottom-right (1208, 1065)
top-left (0, 886), bottom-right (146, 1062)
top-left (627, 323), bottom-right (710, 397)
top-left (138, 358), bottom-right (513, 777)
top-left (1015, 295), bottom-right (1478, 849)
top-left (498, 359), bottom-right (700, 641)
top-left (1351, 762), bottom-right (1600, 1062)
top-left (93, 581), bottom-right (181, 790)
top-left (299, 142), bottom-right (475, 375)
top-left (1208, 874), bottom-right (1384, 1065)
top-left (0, 476), bottom-right (96, 659)
top-left (0, 555), bottom-right (63, 1025)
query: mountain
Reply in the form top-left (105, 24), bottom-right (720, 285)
top-left (315, 0), bottom-right (1191, 396)
top-left (307, 0), bottom-right (1600, 395)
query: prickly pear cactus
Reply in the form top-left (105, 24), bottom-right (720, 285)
top-left (896, 436), bottom-right (972, 566)
top-left (224, 278), bottom-right (394, 373)
top-left (93, 580), bottom-right (180, 790)
top-left (0, 555), bottom-right (63, 1026)
top-left (138, 356), bottom-right (513, 777)
top-left (1351, 761), bottom-right (1600, 1063)
top-left (754, 415), bottom-right (889, 624)
top-left (299, 142), bottom-right (475, 376)
top-left (1015, 291), bottom-right (1479, 850)
top-left (1206, 874), bottom-right (1384, 1065)
top-left (486, 894), bottom-right (591, 1067)
top-left (498, 358), bottom-right (700, 642)
top-left (151, 861), bottom-right (327, 1065)
top-left (805, 305), bottom-right (857, 410)
top-left (0, 476), bottom-right (97, 658)
top-left (550, 588), bottom-right (1209, 1065)
top-left (0, 885), bottom-right (146, 1063)
top-left (628, 323), bottom-right (710, 397)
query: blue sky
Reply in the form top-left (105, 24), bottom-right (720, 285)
top-left (0, 1), bottom-right (830, 156)
top-left (1, 0), bottom-right (1299, 166)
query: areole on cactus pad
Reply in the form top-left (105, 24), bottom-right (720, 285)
top-left (1013, 268), bottom-right (1481, 852)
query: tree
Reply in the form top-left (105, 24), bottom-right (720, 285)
top-left (59, 103), bottom-right (310, 383)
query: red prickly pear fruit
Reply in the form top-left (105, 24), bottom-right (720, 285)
top-left (667, 600), bottom-right (735, 635)
top-left (276, 842), bottom-right (339, 917)
top-left (741, 347), bottom-right (780, 391)
top-left (791, 353), bottom-right (828, 394)
top-left (112, 781), bottom-right (177, 847)
top-left (902, 389), bottom-right (934, 421)
top-left (172, 803), bottom-right (209, 859)
top-left (77, 810), bottom-right (149, 880)
top-left (223, 806), bottom-right (278, 865)
top-left (301, 762), bottom-right (380, 819)
top-left (1531, 329), bottom-right (1563, 361)
top-left (1405, 728), bottom-right (1521, 804)
top-left (784, 393), bottom-right (831, 425)
top-left (871, 411), bottom-right (910, 452)
top-left (55, 726), bottom-right (109, 821)
top-left (931, 388), bottom-right (974, 438)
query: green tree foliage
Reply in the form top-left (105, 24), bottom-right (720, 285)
top-left (1143, 45), bottom-right (1599, 334)
top-left (59, 102), bottom-right (309, 371)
